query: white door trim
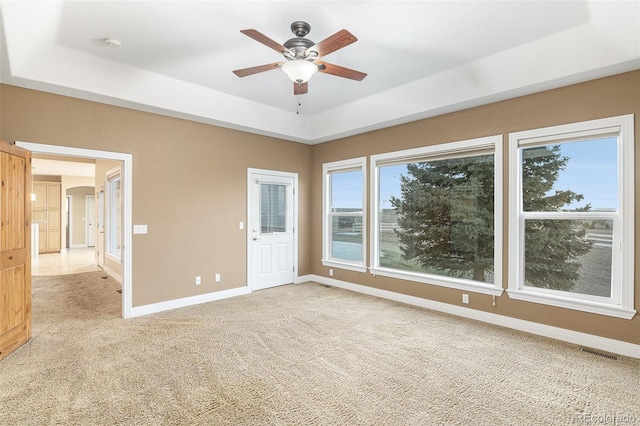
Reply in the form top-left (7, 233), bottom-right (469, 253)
top-left (246, 168), bottom-right (298, 292)
top-left (66, 195), bottom-right (73, 250)
top-left (17, 141), bottom-right (133, 319)
top-left (85, 195), bottom-right (95, 247)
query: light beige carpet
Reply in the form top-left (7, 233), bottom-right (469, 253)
top-left (1, 271), bottom-right (638, 425)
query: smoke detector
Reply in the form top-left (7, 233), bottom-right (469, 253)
top-left (104, 38), bottom-right (121, 48)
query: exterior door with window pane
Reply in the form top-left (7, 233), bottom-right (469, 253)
top-left (250, 172), bottom-right (295, 291)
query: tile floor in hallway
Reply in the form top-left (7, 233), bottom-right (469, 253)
top-left (32, 247), bottom-right (103, 276)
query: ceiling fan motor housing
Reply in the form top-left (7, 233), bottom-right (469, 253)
top-left (284, 21), bottom-right (315, 59)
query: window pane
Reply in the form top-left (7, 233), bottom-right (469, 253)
top-left (379, 154), bottom-right (495, 283)
top-left (331, 170), bottom-right (362, 212)
top-left (261, 184), bottom-right (286, 233)
top-left (522, 137), bottom-right (617, 212)
top-left (326, 164), bottom-right (365, 265)
top-left (524, 219), bottom-right (612, 297)
top-left (108, 176), bottom-right (121, 258)
top-left (331, 216), bottom-right (363, 262)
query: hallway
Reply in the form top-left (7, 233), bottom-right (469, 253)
top-left (32, 247), bottom-right (102, 276)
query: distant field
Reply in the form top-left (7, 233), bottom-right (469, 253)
top-left (570, 245), bottom-right (612, 297)
top-left (377, 229), bottom-right (612, 296)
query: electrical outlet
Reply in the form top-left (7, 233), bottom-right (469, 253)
top-left (329, 269), bottom-right (333, 277)
top-left (215, 273), bottom-right (221, 282)
top-left (462, 294), bottom-right (469, 304)
top-left (195, 276), bottom-right (201, 285)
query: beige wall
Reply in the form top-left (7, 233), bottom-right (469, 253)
top-left (62, 175), bottom-right (95, 249)
top-left (2, 70), bottom-right (638, 345)
top-left (66, 186), bottom-right (94, 246)
top-left (310, 70), bottom-right (640, 345)
top-left (0, 84), bottom-right (312, 306)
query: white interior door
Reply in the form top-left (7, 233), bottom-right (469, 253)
top-left (97, 189), bottom-right (105, 268)
top-left (249, 170), bottom-right (296, 291)
top-left (86, 195), bottom-right (95, 247)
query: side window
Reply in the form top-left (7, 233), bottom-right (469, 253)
top-left (508, 115), bottom-right (635, 318)
top-left (106, 168), bottom-right (122, 261)
top-left (322, 157), bottom-right (367, 272)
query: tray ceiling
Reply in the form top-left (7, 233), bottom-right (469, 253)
top-left (1, 1), bottom-right (638, 144)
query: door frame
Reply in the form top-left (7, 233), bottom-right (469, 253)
top-left (66, 195), bottom-right (72, 249)
top-left (17, 141), bottom-right (133, 319)
top-left (246, 168), bottom-right (298, 292)
top-left (85, 195), bottom-right (95, 247)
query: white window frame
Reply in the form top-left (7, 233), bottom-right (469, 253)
top-left (105, 167), bottom-right (122, 262)
top-left (370, 136), bottom-right (503, 296)
top-left (322, 157), bottom-right (367, 273)
top-left (508, 114), bottom-right (635, 319)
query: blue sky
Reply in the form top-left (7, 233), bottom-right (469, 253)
top-left (331, 170), bottom-right (363, 209)
top-left (332, 136), bottom-right (618, 211)
top-left (550, 137), bottom-right (617, 211)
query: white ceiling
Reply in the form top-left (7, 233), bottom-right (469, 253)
top-left (1, 1), bottom-right (639, 144)
top-left (32, 158), bottom-right (95, 177)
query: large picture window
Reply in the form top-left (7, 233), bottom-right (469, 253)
top-left (322, 157), bottom-right (366, 272)
top-left (508, 115), bottom-right (635, 318)
top-left (371, 136), bottom-right (503, 295)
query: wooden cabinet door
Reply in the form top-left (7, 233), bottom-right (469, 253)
top-left (0, 140), bottom-right (32, 360)
top-left (32, 182), bottom-right (46, 252)
top-left (32, 181), bottom-right (61, 253)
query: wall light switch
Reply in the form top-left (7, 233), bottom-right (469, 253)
top-left (239, 222), bottom-right (244, 230)
top-left (133, 225), bottom-right (148, 234)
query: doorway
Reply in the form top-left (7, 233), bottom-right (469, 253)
top-left (247, 168), bottom-right (298, 291)
top-left (86, 195), bottom-right (95, 247)
top-left (17, 141), bottom-right (133, 319)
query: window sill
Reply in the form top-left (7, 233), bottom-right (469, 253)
top-left (321, 259), bottom-right (367, 273)
top-left (507, 289), bottom-right (636, 319)
top-left (369, 267), bottom-right (504, 296)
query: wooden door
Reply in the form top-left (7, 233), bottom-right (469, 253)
top-left (0, 140), bottom-right (31, 360)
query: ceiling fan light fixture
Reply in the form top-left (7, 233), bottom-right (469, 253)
top-left (281, 59), bottom-right (317, 83)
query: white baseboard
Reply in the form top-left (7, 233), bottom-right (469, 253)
top-left (130, 286), bottom-right (251, 318)
top-left (102, 265), bottom-right (122, 284)
top-left (304, 274), bottom-right (640, 359)
top-left (128, 275), bottom-right (310, 319)
top-left (295, 274), bottom-right (314, 284)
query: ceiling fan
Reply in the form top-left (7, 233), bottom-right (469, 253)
top-left (233, 21), bottom-right (367, 95)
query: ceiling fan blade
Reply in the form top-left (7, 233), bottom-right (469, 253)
top-left (306, 29), bottom-right (357, 57)
top-left (293, 82), bottom-right (308, 95)
top-left (240, 29), bottom-right (289, 54)
top-left (316, 61), bottom-right (367, 81)
top-left (233, 62), bottom-right (283, 78)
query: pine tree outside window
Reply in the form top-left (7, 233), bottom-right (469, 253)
top-left (370, 136), bottom-right (503, 296)
top-left (508, 115), bottom-right (635, 319)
